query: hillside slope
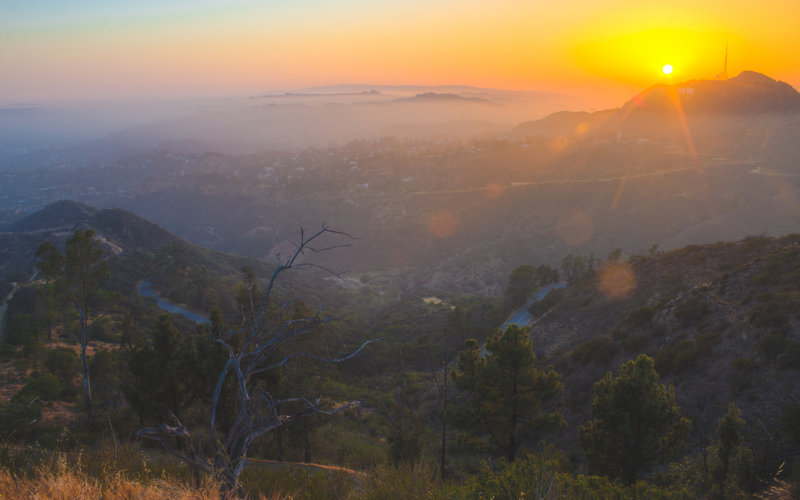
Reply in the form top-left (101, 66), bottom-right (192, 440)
top-left (0, 200), bottom-right (267, 305)
top-left (527, 234), bottom-right (800, 461)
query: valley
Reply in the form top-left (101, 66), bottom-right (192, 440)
top-left (1, 71), bottom-right (799, 498)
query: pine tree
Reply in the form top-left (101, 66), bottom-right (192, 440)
top-left (504, 265), bottom-right (539, 310)
top-left (709, 403), bottom-right (753, 499)
top-left (579, 354), bottom-right (691, 484)
top-left (452, 325), bottom-right (563, 461)
top-left (37, 229), bottom-right (109, 428)
top-left (125, 315), bottom-right (198, 421)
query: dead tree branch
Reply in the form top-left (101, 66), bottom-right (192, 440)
top-left (137, 225), bottom-right (375, 498)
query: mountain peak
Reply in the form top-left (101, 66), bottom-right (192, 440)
top-left (732, 70), bottom-right (777, 84)
top-left (6, 200), bottom-right (98, 233)
top-left (623, 70), bottom-right (800, 115)
top-left (393, 92), bottom-right (490, 104)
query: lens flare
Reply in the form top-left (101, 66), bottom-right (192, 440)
top-left (574, 122), bottom-right (591, 136)
top-left (598, 262), bottom-right (636, 300)
top-left (556, 210), bottom-right (593, 247)
top-left (429, 211), bottom-right (459, 238)
top-left (483, 183), bottom-right (504, 200)
top-left (548, 136), bottom-right (570, 153)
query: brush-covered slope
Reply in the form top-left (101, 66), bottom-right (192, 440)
top-left (529, 234), bottom-right (800, 456)
top-left (0, 200), bottom-right (263, 297)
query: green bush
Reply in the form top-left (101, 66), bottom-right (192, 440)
top-left (0, 343), bottom-right (16, 362)
top-left (91, 317), bottom-right (119, 342)
top-left (571, 337), bottom-right (618, 365)
top-left (438, 452), bottom-right (692, 500)
top-left (729, 357), bottom-right (756, 393)
top-left (627, 306), bottom-right (655, 327)
top-left (675, 297), bottom-right (710, 326)
top-left (652, 323), bottom-right (668, 337)
top-left (749, 292), bottom-right (800, 328)
top-left (45, 347), bottom-right (80, 387)
top-left (757, 332), bottom-right (788, 360)
top-left (754, 247), bottom-right (800, 286)
top-left (0, 403), bottom-right (42, 443)
top-left (5, 313), bottom-right (35, 345)
top-left (780, 401), bottom-right (800, 446)
top-left (742, 235), bottom-right (773, 252)
top-left (778, 339), bottom-right (800, 370)
top-left (612, 306), bottom-right (655, 340)
top-left (620, 334), bottom-right (649, 352)
top-left (654, 340), bottom-right (698, 376)
top-left (654, 332), bottom-right (719, 377)
top-left (13, 373), bottom-right (64, 403)
top-left (695, 332), bottom-right (720, 356)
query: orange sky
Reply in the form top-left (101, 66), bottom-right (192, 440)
top-left (1, 0), bottom-right (799, 106)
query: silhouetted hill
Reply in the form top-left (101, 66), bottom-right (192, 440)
top-left (508, 109), bottom-right (617, 139)
top-left (624, 71), bottom-right (800, 115)
top-left (509, 70), bottom-right (800, 141)
top-left (0, 201), bottom-right (262, 296)
top-left (84, 207), bottom-right (185, 252)
top-left (4, 200), bottom-right (98, 233)
top-left (392, 92), bottom-right (491, 104)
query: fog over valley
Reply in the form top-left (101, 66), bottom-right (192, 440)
top-left (0, 85), bottom-right (586, 162)
top-left (4, 72), bottom-right (800, 295)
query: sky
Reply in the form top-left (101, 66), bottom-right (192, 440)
top-left (2, 0), bottom-right (800, 106)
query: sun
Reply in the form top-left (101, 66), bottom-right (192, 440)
top-left (662, 64), bottom-right (674, 75)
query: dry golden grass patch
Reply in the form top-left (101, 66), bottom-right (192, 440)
top-left (0, 467), bottom-right (227, 500)
top-left (40, 400), bottom-right (79, 424)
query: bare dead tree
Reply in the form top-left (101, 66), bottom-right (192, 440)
top-left (137, 226), bottom-right (376, 497)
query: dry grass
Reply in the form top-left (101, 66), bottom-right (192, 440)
top-left (35, 401), bottom-right (79, 427)
top-left (0, 449), bottom-right (319, 500)
top-left (0, 443), bottom-right (360, 500)
top-left (0, 467), bottom-right (225, 500)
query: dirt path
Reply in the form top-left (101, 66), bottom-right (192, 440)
top-left (245, 457), bottom-right (366, 478)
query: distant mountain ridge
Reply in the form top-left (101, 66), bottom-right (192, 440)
top-left (0, 201), bottom-right (259, 294)
top-left (392, 92), bottom-right (492, 104)
top-left (509, 70), bottom-right (800, 141)
top-left (4, 200), bottom-right (98, 233)
top-left (2, 200), bottom-right (180, 251)
top-left (623, 70), bottom-right (800, 114)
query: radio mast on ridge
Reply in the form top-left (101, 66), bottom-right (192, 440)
top-left (716, 44), bottom-right (729, 80)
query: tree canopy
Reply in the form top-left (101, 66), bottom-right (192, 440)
top-left (36, 229), bottom-right (109, 428)
top-left (451, 324), bottom-right (563, 461)
top-left (579, 354), bottom-right (691, 484)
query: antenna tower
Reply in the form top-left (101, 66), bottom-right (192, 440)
top-left (716, 44), bottom-right (729, 80)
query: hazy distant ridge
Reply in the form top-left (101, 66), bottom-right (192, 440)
top-left (509, 70), bottom-right (800, 141)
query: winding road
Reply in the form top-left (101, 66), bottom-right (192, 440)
top-left (501, 282), bottom-right (566, 330)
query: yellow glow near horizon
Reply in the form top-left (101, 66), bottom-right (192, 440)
top-left (2, 0), bottom-right (800, 103)
top-left (570, 27), bottom-right (723, 86)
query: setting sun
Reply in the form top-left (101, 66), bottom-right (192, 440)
top-left (662, 64), bottom-right (674, 75)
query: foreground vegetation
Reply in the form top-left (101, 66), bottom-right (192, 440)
top-left (1, 444), bottom-right (714, 500)
top-left (2, 221), bottom-right (800, 497)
